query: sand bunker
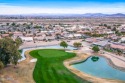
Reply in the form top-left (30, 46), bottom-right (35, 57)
top-left (30, 59), bottom-right (37, 62)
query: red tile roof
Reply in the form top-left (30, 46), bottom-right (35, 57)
top-left (110, 44), bottom-right (125, 50)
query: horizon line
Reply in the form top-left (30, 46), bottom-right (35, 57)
top-left (0, 12), bottom-right (125, 15)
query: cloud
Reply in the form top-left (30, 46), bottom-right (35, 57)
top-left (0, 3), bottom-right (125, 15)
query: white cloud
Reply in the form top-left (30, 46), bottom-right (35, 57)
top-left (0, 3), bottom-right (125, 15)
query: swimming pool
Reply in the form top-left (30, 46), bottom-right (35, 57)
top-left (19, 45), bottom-right (76, 62)
top-left (73, 56), bottom-right (125, 81)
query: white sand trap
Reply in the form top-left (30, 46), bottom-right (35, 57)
top-left (30, 59), bottom-right (37, 62)
top-left (66, 51), bottom-right (73, 53)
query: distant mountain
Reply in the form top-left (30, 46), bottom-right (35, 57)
top-left (81, 13), bottom-right (125, 17)
top-left (81, 13), bottom-right (107, 17)
top-left (0, 13), bottom-right (125, 19)
top-left (108, 13), bottom-right (125, 17)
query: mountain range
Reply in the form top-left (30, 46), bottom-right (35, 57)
top-left (23, 13), bottom-right (125, 17)
top-left (80, 13), bottom-right (125, 17)
top-left (0, 13), bottom-right (125, 18)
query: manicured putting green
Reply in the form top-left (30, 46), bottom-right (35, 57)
top-left (38, 49), bottom-right (67, 58)
top-left (30, 49), bottom-right (90, 83)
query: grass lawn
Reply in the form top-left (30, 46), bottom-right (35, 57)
top-left (30, 49), bottom-right (90, 83)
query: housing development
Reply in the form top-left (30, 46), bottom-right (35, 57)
top-left (0, 17), bottom-right (125, 54)
top-left (0, 0), bottom-right (125, 83)
top-left (0, 16), bottom-right (125, 83)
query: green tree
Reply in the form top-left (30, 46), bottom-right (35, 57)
top-left (10, 48), bottom-right (21, 67)
top-left (15, 37), bottom-right (23, 48)
top-left (26, 25), bottom-right (31, 29)
top-left (0, 37), bottom-right (22, 67)
top-left (115, 30), bottom-right (122, 36)
top-left (0, 38), bottom-right (13, 66)
top-left (34, 25), bottom-right (41, 29)
top-left (60, 41), bottom-right (68, 50)
top-left (11, 22), bottom-right (16, 26)
top-left (73, 42), bottom-right (82, 48)
top-left (104, 24), bottom-right (107, 27)
top-left (112, 27), bottom-right (117, 31)
top-left (0, 61), bottom-right (4, 70)
top-left (92, 46), bottom-right (100, 53)
top-left (117, 49), bottom-right (122, 56)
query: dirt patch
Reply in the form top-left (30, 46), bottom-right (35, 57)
top-left (0, 50), bottom-right (35, 83)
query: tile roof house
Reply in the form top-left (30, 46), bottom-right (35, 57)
top-left (20, 37), bottom-right (33, 42)
top-left (93, 40), bottom-right (109, 47)
top-left (25, 33), bottom-right (34, 37)
top-left (34, 37), bottom-right (45, 41)
top-left (46, 36), bottom-right (55, 40)
top-left (13, 32), bottom-right (23, 38)
top-left (85, 38), bottom-right (98, 43)
top-left (1, 34), bottom-right (9, 38)
top-left (110, 43), bottom-right (125, 50)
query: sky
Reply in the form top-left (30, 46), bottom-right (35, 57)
top-left (0, 0), bottom-right (125, 15)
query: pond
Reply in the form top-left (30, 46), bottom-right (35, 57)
top-left (19, 45), bottom-right (76, 62)
top-left (73, 56), bottom-right (125, 81)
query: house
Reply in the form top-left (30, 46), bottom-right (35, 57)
top-left (41, 31), bottom-right (48, 33)
top-left (120, 37), bottom-right (125, 42)
top-left (92, 40), bottom-right (109, 48)
top-left (20, 37), bottom-right (33, 42)
top-left (1, 34), bottom-right (9, 38)
top-left (110, 43), bottom-right (125, 53)
top-left (34, 37), bottom-right (45, 41)
top-left (35, 33), bottom-right (44, 37)
top-left (74, 34), bottom-right (82, 39)
top-left (106, 31), bottom-right (115, 34)
top-left (13, 32), bottom-right (23, 38)
top-left (0, 28), bottom-right (7, 33)
top-left (46, 36), bottom-right (55, 41)
top-left (66, 34), bottom-right (74, 39)
top-left (110, 44), bottom-right (125, 50)
top-left (85, 38), bottom-right (98, 43)
top-left (25, 33), bottom-right (34, 37)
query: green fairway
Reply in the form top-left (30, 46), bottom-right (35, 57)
top-left (30, 49), bottom-right (90, 83)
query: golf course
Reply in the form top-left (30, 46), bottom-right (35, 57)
top-left (30, 49), bottom-right (90, 83)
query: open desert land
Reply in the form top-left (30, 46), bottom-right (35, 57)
top-left (0, 17), bottom-right (125, 25)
